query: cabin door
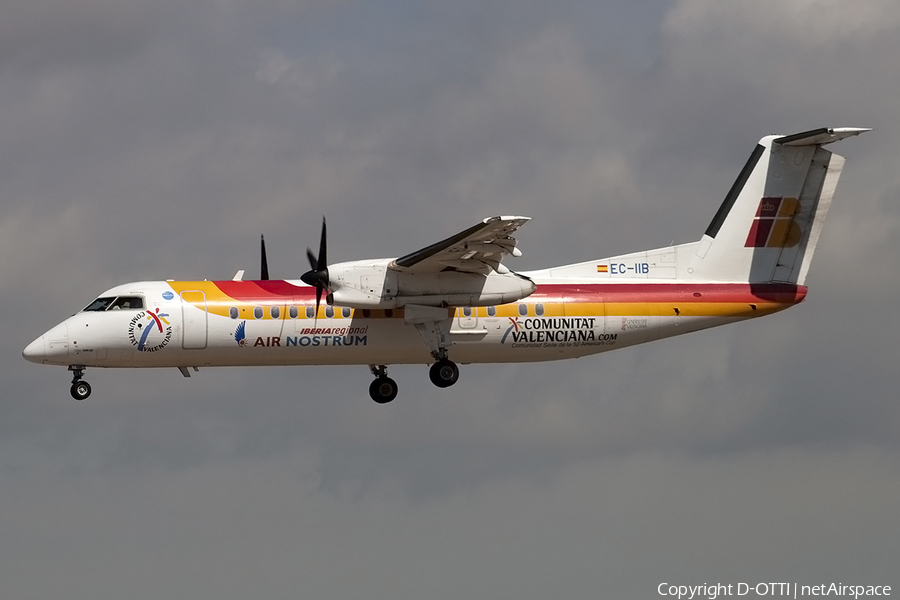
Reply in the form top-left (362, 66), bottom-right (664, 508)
top-left (180, 290), bottom-right (208, 349)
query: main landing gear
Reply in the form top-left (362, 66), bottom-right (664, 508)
top-left (429, 358), bottom-right (459, 388)
top-left (367, 358), bottom-right (460, 403)
top-left (410, 310), bottom-right (460, 391)
top-left (369, 365), bottom-right (398, 404)
top-left (69, 366), bottom-right (91, 401)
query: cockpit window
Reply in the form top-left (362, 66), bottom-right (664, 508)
top-left (83, 297), bottom-right (116, 312)
top-left (82, 296), bottom-right (145, 312)
top-left (110, 296), bottom-right (144, 310)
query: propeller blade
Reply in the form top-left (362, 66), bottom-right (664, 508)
top-left (260, 235), bottom-right (269, 280)
top-left (317, 218), bottom-right (327, 271)
top-left (300, 216), bottom-right (331, 320)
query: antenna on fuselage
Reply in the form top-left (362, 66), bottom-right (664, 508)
top-left (260, 234), bottom-right (270, 280)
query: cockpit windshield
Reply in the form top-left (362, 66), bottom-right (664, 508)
top-left (82, 296), bottom-right (144, 312)
top-left (83, 297), bottom-right (116, 312)
top-left (110, 296), bottom-right (144, 310)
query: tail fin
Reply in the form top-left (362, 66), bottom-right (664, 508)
top-left (688, 127), bottom-right (869, 284)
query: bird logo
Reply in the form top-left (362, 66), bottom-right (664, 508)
top-left (234, 321), bottom-right (247, 347)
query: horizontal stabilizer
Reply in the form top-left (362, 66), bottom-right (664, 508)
top-left (776, 127), bottom-right (870, 147)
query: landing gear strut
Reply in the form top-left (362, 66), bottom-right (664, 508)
top-left (68, 366), bottom-right (91, 401)
top-left (368, 365), bottom-right (398, 404)
top-left (429, 358), bottom-right (459, 388)
top-left (406, 310), bottom-right (462, 390)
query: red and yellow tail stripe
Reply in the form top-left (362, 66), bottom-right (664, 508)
top-left (745, 197), bottom-right (802, 248)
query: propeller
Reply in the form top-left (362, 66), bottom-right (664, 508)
top-left (300, 217), bottom-right (330, 314)
top-left (260, 234), bottom-right (270, 280)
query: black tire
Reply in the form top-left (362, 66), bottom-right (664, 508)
top-left (369, 376), bottom-right (398, 404)
top-left (429, 359), bottom-right (459, 388)
top-left (70, 381), bottom-right (92, 401)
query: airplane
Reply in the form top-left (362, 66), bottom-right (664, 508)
top-left (23, 127), bottom-right (868, 403)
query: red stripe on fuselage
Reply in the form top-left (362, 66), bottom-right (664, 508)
top-left (531, 283), bottom-right (807, 305)
top-left (206, 280), bottom-right (806, 307)
top-left (215, 280), bottom-right (314, 302)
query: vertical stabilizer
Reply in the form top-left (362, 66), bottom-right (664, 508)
top-left (687, 127), bottom-right (868, 284)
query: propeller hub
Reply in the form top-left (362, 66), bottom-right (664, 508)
top-left (300, 268), bottom-right (329, 288)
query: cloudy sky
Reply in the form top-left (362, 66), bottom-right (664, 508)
top-left (2, 1), bottom-right (899, 598)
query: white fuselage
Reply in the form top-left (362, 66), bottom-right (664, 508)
top-left (24, 277), bottom-right (804, 370)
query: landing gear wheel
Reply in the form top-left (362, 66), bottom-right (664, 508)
top-left (369, 377), bottom-right (398, 404)
top-left (70, 381), bottom-right (92, 401)
top-left (429, 359), bottom-right (459, 388)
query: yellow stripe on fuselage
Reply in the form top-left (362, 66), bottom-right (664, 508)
top-left (167, 281), bottom-right (795, 322)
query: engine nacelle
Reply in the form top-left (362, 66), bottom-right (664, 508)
top-left (393, 269), bottom-right (535, 307)
top-left (326, 259), bottom-right (535, 309)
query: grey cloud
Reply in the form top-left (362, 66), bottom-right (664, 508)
top-left (2, 447), bottom-right (897, 599)
top-left (2, 0), bottom-right (899, 597)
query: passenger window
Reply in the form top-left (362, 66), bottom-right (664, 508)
top-left (289, 306), bottom-right (299, 319)
top-left (487, 306), bottom-right (496, 317)
top-left (82, 297), bottom-right (115, 312)
top-left (341, 307), bottom-right (351, 318)
top-left (229, 307), bottom-right (239, 319)
top-left (270, 306), bottom-right (280, 319)
top-left (253, 306), bottom-right (263, 319)
top-left (325, 306), bottom-right (334, 319)
top-left (463, 307), bottom-right (472, 317)
top-left (535, 303), bottom-right (545, 316)
top-left (305, 306), bottom-right (315, 319)
top-left (518, 303), bottom-right (528, 316)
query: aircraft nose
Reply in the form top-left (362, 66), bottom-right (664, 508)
top-left (23, 335), bottom-right (46, 364)
top-left (23, 322), bottom-right (69, 365)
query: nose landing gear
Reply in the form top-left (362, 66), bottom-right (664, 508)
top-left (68, 366), bottom-right (91, 401)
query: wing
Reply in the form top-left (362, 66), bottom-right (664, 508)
top-left (389, 216), bottom-right (530, 274)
